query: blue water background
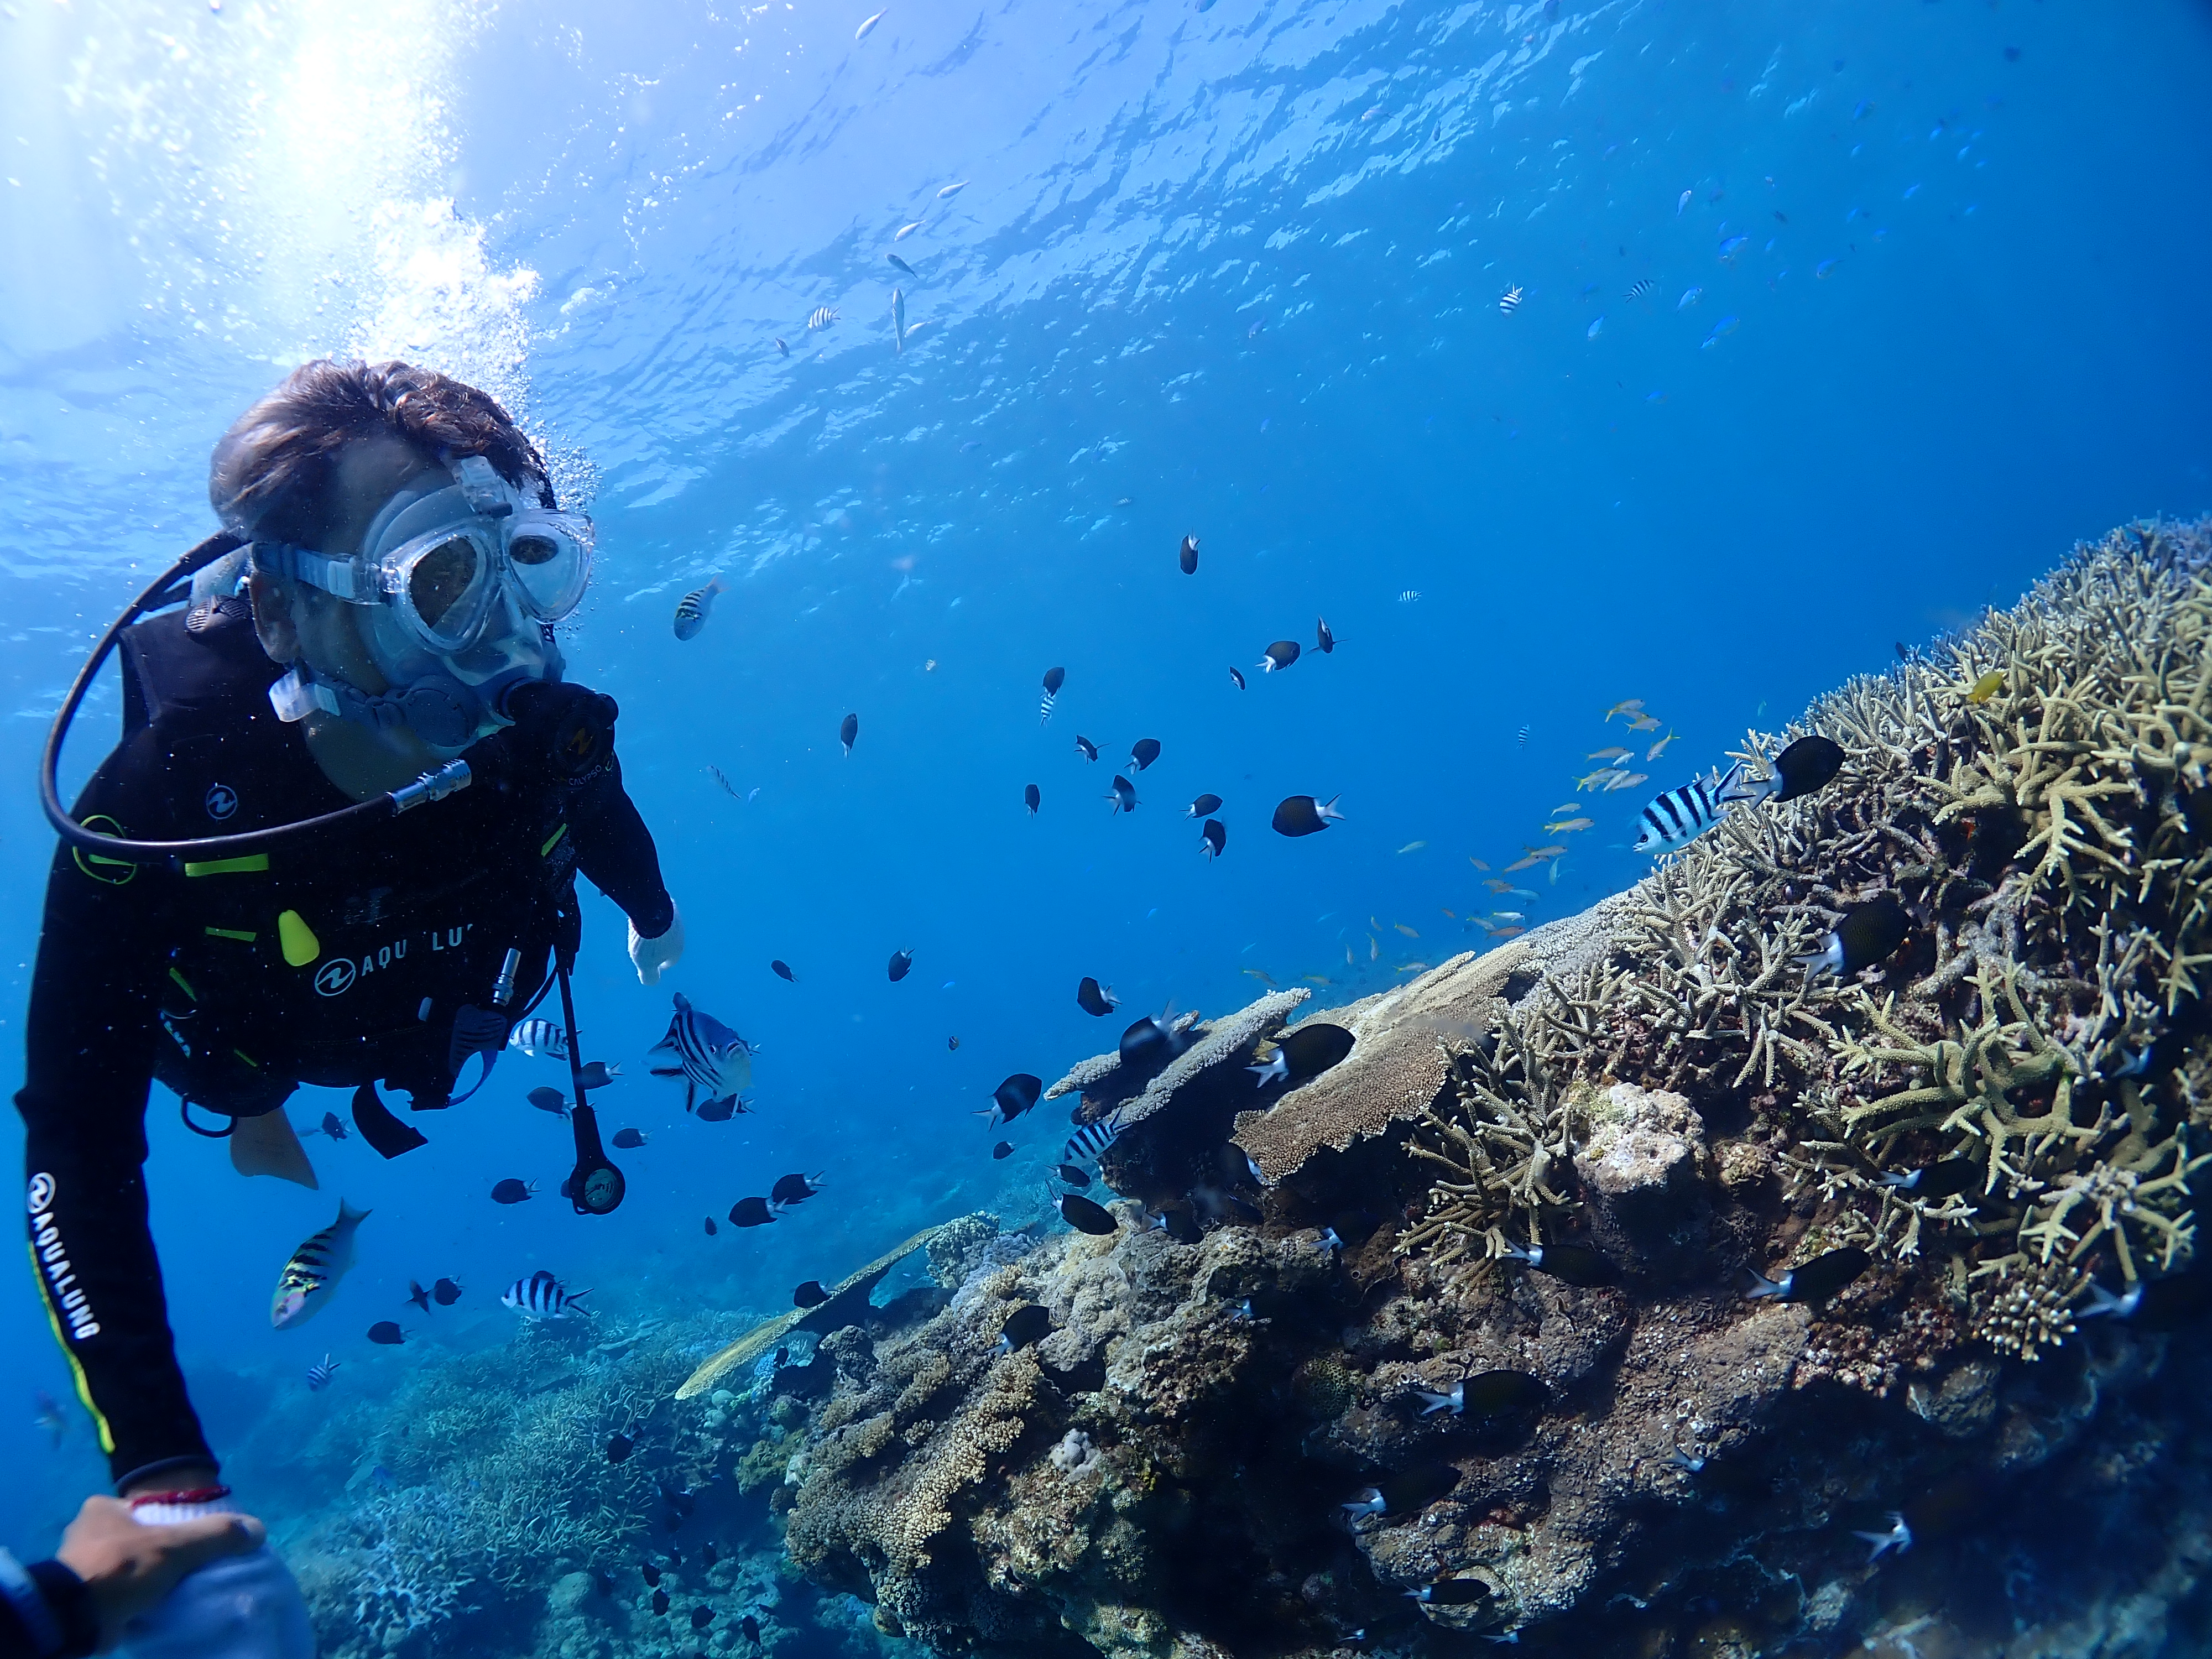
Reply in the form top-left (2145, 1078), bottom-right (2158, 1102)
top-left (2, 0), bottom-right (2209, 1557)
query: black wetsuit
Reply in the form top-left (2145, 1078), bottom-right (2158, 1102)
top-left (17, 594), bottom-right (672, 1490)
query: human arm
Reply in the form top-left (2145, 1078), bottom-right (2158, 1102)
top-left (16, 740), bottom-right (215, 1493)
top-left (0, 1495), bottom-right (266, 1658)
top-left (566, 755), bottom-right (681, 981)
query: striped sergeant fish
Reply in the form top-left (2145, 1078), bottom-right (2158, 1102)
top-left (673, 576), bottom-right (727, 641)
top-left (648, 992), bottom-right (755, 1115)
top-left (1498, 285), bottom-right (1524, 315)
top-left (502, 1270), bottom-right (589, 1320)
top-left (1624, 278), bottom-right (1655, 301)
top-left (1064, 1117), bottom-right (1123, 1164)
top-left (306, 1354), bottom-right (340, 1391)
top-left (507, 1019), bottom-right (568, 1060)
top-left (271, 1199), bottom-right (370, 1329)
top-left (1632, 763), bottom-right (1746, 854)
top-left (807, 306), bottom-right (838, 330)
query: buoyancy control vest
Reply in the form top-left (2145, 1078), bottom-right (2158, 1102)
top-left (112, 596), bottom-right (583, 1127)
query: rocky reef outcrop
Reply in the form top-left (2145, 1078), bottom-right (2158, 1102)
top-left (681, 520), bottom-right (2212, 1657)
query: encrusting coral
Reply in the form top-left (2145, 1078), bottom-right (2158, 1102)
top-left (672, 520), bottom-right (2212, 1659)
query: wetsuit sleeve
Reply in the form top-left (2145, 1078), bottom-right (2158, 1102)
top-left (568, 757), bottom-right (676, 937)
top-left (15, 732), bottom-right (213, 1491)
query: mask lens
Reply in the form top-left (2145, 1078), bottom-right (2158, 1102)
top-left (505, 516), bottom-right (592, 621)
top-left (408, 536), bottom-right (482, 633)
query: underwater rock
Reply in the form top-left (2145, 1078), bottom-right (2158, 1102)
top-left (1572, 1082), bottom-right (1709, 1279)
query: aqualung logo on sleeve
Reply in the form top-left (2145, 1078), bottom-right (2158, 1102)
top-left (26, 1175), bottom-right (100, 1340)
top-left (204, 782), bottom-right (239, 820)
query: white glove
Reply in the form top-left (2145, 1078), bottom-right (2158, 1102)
top-left (628, 905), bottom-right (686, 986)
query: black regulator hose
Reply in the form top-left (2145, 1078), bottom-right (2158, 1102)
top-left (40, 531), bottom-right (474, 864)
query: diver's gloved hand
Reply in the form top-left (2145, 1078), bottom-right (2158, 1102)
top-left (629, 906), bottom-right (686, 987)
top-left (503, 680), bottom-right (620, 780)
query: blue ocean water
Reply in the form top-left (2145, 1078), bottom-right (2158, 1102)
top-left (2, 0), bottom-right (2209, 1614)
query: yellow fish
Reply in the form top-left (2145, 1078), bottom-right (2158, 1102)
top-left (1521, 844), bottom-right (1566, 860)
top-left (1577, 767), bottom-right (1625, 791)
top-left (1243, 968), bottom-right (1277, 985)
top-left (1552, 802), bottom-right (1582, 813)
top-left (1545, 816), bottom-right (1595, 834)
top-left (1397, 962), bottom-right (1430, 973)
top-left (1469, 857), bottom-right (1491, 872)
top-left (1394, 922), bottom-right (1419, 938)
top-left (1441, 907), bottom-right (1457, 919)
top-left (1484, 878), bottom-right (1515, 893)
top-left (1396, 840), bottom-right (1427, 854)
top-left (1603, 771), bottom-right (1649, 791)
top-left (1604, 698), bottom-right (1646, 722)
top-left (1645, 731), bottom-right (1677, 761)
top-left (1345, 947), bottom-right (1355, 966)
top-left (1302, 974), bottom-right (1333, 985)
top-left (1504, 854), bottom-right (1543, 872)
top-left (1625, 713), bottom-right (1662, 732)
top-left (1587, 746), bottom-right (1632, 761)
top-left (1369, 936), bottom-right (1380, 961)
top-left (1965, 670), bottom-right (2004, 704)
top-left (1485, 926), bottom-right (1525, 939)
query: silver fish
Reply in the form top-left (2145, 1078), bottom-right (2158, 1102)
top-left (891, 286), bottom-right (905, 353)
top-left (854, 8), bottom-right (884, 39)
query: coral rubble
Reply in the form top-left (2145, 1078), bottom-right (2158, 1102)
top-left (726, 520), bottom-right (2212, 1657)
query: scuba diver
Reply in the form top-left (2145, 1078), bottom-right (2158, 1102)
top-left (18, 359), bottom-right (686, 1501)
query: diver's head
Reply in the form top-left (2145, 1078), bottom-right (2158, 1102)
top-left (212, 360), bottom-right (590, 757)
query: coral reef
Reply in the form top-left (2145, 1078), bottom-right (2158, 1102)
top-left (722, 519), bottom-right (2212, 1658)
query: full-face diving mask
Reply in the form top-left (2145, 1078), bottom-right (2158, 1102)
top-left (251, 456), bottom-right (595, 752)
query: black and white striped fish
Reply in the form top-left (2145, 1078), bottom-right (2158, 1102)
top-left (1499, 285), bottom-right (1524, 315)
top-left (1624, 278), bottom-right (1656, 301)
top-left (648, 992), bottom-right (755, 1115)
top-left (270, 1199), bottom-right (369, 1329)
top-left (806, 306), bottom-right (838, 330)
top-left (502, 1269), bottom-right (589, 1320)
top-left (672, 577), bottom-right (727, 641)
top-left (507, 1019), bottom-right (568, 1060)
top-left (1040, 665), bottom-right (1065, 723)
top-left (1632, 762), bottom-right (1746, 854)
top-left (306, 1354), bottom-right (340, 1392)
top-left (1064, 1117), bottom-right (1123, 1164)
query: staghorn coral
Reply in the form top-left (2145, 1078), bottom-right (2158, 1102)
top-left (1969, 1255), bottom-right (2088, 1361)
top-left (1396, 1000), bottom-right (1588, 1288)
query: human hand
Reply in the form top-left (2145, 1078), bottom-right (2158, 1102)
top-left (628, 905), bottom-right (685, 986)
top-left (55, 1495), bottom-right (265, 1651)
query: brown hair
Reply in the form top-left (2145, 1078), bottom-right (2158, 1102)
top-left (210, 359), bottom-right (550, 544)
